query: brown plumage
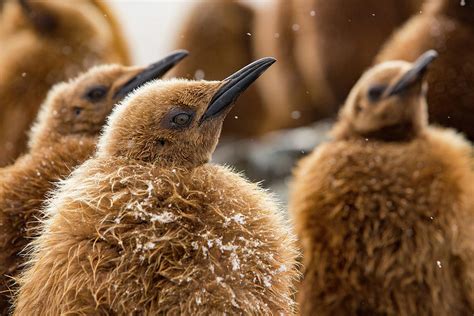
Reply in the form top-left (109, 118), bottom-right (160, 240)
top-left (13, 58), bottom-right (300, 315)
top-left (170, 0), bottom-right (266, 138)
top-left (290, 53), bottom-right (474, 315)
top-left (0, 52), bottom-right (187, 314)
top-left (376, 0), bottom-right (474, 141)
top-left (0, 0), bottom-right (130, 167)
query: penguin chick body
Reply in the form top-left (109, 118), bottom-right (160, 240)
top-left (290, 52), bottom-right (474, 315)
top-left (0, 51), bottom-right (187, 313)
top-left (0, 0), bottom-right (130, 167)
top-left (13, 59), bottom-right (300, 315)
top-left (376, 0), bottom-right (474, 141)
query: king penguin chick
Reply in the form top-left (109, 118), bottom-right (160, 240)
top-left (290, 51), bottom-right (474, 315)
top-left (0, 51), bottom-right (187, 314)
top-left (13, 58), bottom-right (300, 315)
top-left (376, 0), bottom-right (474, 141)
top-left (0, 0), bottom-right (130, 167)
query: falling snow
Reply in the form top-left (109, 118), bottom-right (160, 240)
top-left (194, 69), bottom-right (205, 80)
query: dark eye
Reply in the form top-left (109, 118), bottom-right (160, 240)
top-left (73, 106), bottom-right (83, 116)
top-left (84, 85), bottom-right (108, 102)
top-left (172, 113), bottom-right (192, 126)
top-left (367, 84), bottom-right (387, 102)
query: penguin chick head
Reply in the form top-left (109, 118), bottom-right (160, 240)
top-left (29, 51), bottom-right (188, 149)
top-left (98, 58), bottom-right (276, 167)
top-left (4, 0), bottom-right (110, 43)
top-left (333, 50), bottom-right (438, 142)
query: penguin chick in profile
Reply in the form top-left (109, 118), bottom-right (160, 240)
top-left (0, 51), bottom-right (187, 313)
top-left (290, 51), bottom-right (474, 315)
top-left (0, 0), bottom-right (130, 167)
top-left (376, 0), bottom-right (474, 141)
top-left (14, 58), bottom-right (300, 315)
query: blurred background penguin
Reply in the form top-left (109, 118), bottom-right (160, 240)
top-left (376, 0), bottom-right (474, 141)
top-left (173, 0), bottom-right (423, 134)
top-left (0, 0), bottom-right (129, 167)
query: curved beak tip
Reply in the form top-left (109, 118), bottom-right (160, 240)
top-left (388, 49), bottom-right (438, 96)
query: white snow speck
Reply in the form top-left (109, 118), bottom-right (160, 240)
top-left (291, 111), bottom-right (301, 119)
top-left (263, 275), bottom-right (272, 288)
top-left (231, 213), bottom-right (246, 225)
top-left (194, 69), bottom-right (205, 80)
top-left (310, 10), bottom-right (316, 16)
top-left (144, 242), bottom-right (156, 250)
top-left (292, 24), bottom-right (300, 31)
top-left (230, 253), bottom-right (241, 271)
top-left (150, 211), bottom-right (178, 223)
top-left (436, 260), bottom-right (442, 268)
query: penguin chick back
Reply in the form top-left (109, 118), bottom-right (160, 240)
top-left (290, 127), bottom-right (474, 315)
top-left (14, 159), bottom-right (299, 315)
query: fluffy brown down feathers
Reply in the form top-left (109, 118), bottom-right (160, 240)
top-left (14, 160), bottom-right (299, 315)
top-left (291, 127), bottom-right (474, 315)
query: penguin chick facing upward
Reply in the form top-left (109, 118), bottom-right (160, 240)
top-left (0, 51), bottom-right (187, 314)
top-left (290, 51), bottom-right (474, 315)
top-left (14, 58), bottom-right (300, 315)
top-left (0, 0), bottom-right (130, 167)
top-left (376, 0), bottom-right (474, 141)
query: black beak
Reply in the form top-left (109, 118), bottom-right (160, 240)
top-left (200, 57), bottom-right (276, 123)
top-left (114, 50), bottom-right (188, 100)
top-left (388, 50), bottom-right (438, 96)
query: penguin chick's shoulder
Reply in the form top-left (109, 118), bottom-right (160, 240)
top-left (13, 59), bottom-right (300, 315)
